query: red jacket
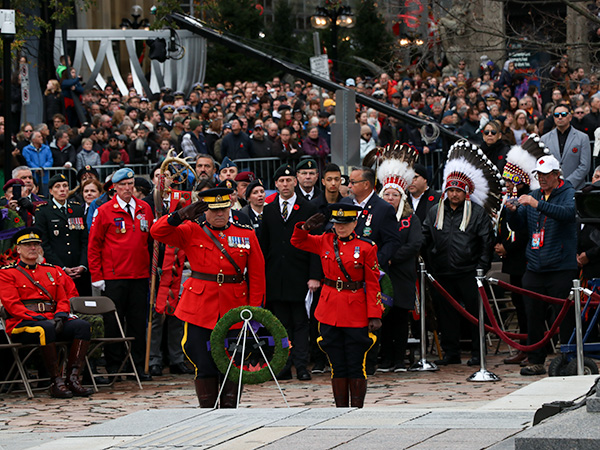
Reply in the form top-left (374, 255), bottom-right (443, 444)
top-left (151, 215), bottom-right (266, 329)
top-left (291, 224), bottom-right (383, 327)
top-left (0, 261), bottom-right (70, 334)
top-left (88, 196), bottom-right (153, 281)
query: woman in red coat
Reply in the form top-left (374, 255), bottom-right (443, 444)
top-left (291, 203), bottom-right (383, 408)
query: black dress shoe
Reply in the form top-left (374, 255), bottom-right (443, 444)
top-left (311, 362), bottom-right (327, 374)
top-left (170, 362), bottom-right (194, 375)
top-left (434, 355), bottom-right (461, 366)
top-left (297, 368), bottom-right (312, 381)
top-left (149, 365), bottom-right (163, 377)
top-left (277, 369), bottom-right (293, 380)
top-left (467, 357), bottom-right (480, 366)
top-left (129, 371), bottom-right (153, 382)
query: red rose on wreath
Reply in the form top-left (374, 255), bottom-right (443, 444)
top-left (293, 204), bottom-right (299, 210)
top-left (14, 217), bottom-right (19, 223)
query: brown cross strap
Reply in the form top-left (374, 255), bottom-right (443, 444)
top-left (201, 225), bottom-right (242, 274)
top-left (15, 266), bottom-right (55, 303)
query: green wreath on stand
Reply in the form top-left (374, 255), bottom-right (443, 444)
top-left (210, 306), bottom-right (289, 385)
top-left (380, 273), bottom-right (394, 317)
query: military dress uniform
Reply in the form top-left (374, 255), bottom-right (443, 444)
top-left (0, 228), bottom-right (92, 398)
top-left (291, 204), bottom-right (383, 408)
top-left (150, 187), bottom-right (266, 408)
top-left (87, 187), bottom-right (154, 374)
top-left (34, 198), bottom-right (90, 295)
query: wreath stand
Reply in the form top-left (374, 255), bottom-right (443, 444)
top-left (210, 307), bottom-right (290, 408)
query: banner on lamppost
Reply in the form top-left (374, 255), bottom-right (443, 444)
top-left (20, 62), bottom-right (30, 105)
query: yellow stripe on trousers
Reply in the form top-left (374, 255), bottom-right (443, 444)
top-left (12, 326), bottom-right (47, 346)
top-left (181, 321), bottom-right (198, 378)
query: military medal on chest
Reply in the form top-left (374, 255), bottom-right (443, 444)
top-left (114, 217), bottom-right (126, 233)
top-left (363, 213), bottom-right (373, 236)
top-left (354, 246), bottom-right (360, 259)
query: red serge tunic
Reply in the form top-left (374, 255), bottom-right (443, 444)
top-left (0, 262), bottom-right (70, 333)
top-left (291, 223), bottom-right (383, 327)
top-left (151, 215), bottom-right (266, 329)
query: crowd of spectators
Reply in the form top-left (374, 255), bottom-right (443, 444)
top-left (2, 52), bottom-right (600, 389)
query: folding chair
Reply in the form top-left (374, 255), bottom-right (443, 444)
top-left (0, 307), bottom-right (33, 398)
top-left (0, 306), bottom-right (72, 398)
top-left (70, 296), bottom-right (142, 391)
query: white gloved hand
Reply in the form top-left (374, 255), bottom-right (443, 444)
top-left (92, 280), bottom-right (106, 291)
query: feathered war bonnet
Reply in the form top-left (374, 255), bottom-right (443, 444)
top-left (435, 139), bottom-right (504, 232)
top-left (503, 133), bottom-right (549, 193)
top-left (372, 142), bottom-right (419, 221)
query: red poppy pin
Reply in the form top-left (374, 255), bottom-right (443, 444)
top-left (498, 155), bottom-right (503, 159)
top-left (240, 144), bottom-right (243, 148)
top-left (428, 195), bottom-right (434, 201)
top-left (233, 215), bottom-right (238, 221)
top-left (362, 210), bottom-right (368, 215)
top-left (293, 204), bottom-right (299, 210)
top-left (67, 208), bottom-right (73, 213)
top-left (573, 148), bottom-right (578, 153)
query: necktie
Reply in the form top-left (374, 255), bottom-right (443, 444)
top-left (281, 201), bottom-right (288, 221)
top-left (305, 193), bottom-right (311, 201)
top-left (126, 203), bottom-right (133, 220)
top-left (60, 206), bottom-right (66, 216)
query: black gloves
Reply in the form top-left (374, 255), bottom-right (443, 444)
top-left (303, 213), bottom-right (326, 232)
top-left (178, 200), bottom-right (209, 221)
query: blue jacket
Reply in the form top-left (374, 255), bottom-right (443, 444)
top-left (22, 143), bottom-right (53, 185)
top-left (507, 180), bottom-right (577, 273)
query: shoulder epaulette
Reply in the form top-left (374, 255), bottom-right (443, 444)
top-left (0, 263), bottom-right (17, 269)
top-left (232, 222), bottom-right (253, 230)
top-left (70, 201), bottom-right (81, 205)
top-left (358, 236), bottom-right (375, 246)
top-left (39, 262), bottom-right (55, 267)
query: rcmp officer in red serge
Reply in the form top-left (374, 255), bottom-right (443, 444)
top-left (34, 174), bottom-right (90, 296)
top-left (88, 167), bottom-right (154, 380)
top-left (151, 187), bottom-right (266, 408)
top-left (291, 204), bottom-right (383, 408)
top-left (0, 228), bottom-right (93, 398)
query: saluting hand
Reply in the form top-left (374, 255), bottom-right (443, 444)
top-left (177, 200), bottom-right (209, 221)
top-left (303, 213), bottom-right (326, 231)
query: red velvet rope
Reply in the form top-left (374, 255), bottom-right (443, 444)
top-left (430, 278), bottom-right (525, 339)
top-left (429, 277), bottom-right (572, 352)
top-left (479, 285), bottom-right (572, 352)
top-left (495, 279), bottom-right (568, 305)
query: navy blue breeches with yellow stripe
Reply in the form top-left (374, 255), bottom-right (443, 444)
top-left (11, 319), bottom-right (91, 346)
top-left (317, 323), bottom-right (376, 379)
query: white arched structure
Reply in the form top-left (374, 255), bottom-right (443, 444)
top-left (53, 29), bottom-right (206, 96)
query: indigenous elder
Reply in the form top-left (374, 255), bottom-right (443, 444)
top-left (151, 187), bottom-right (265, 408)
top-left (291, 203), bottom-right (383, 408)
top-left (422, 140), bottom-right (499, 367)
top-left (88, 167), bottom-right (154, 381)
top-left (376, 143), bottom-right (423, 373)
top-left (0, 228), bottom-right (93, 398)
top-left (506, 154), bottom-right (577, 376)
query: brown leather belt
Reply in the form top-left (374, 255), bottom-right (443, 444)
top-left (22, 300), bottom-right (55, 313)
top-left (191, 271), bottom-right (245, 284)
top-left (323, 278), bottom-right (364, 292)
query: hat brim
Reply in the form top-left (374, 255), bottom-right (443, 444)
top-left (330, 216), bottom-right (357, 224)
top-left (207, 200), bottom-right (231, 209)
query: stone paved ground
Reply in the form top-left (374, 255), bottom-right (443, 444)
top-left (0, 349), bottom-right (547, 435)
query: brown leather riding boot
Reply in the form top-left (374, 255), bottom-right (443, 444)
top-left (194, 378), bottom-right (218, 408)
top-left (40, 343), bottom-right (73, 398)
top-left (349, 378), bottom-right (367, 408)
top-left (220, 379), bottom-right (241, 408)
top-left (66, 339), bottom-right (94, 397)
top-left (331, 378), bottom-right (349, 407)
